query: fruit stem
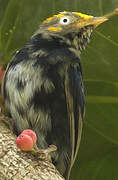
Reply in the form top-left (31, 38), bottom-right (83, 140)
top-left (104, 8), bottom-right (118, 19)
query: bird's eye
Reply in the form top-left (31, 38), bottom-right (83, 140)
top-left (60, 17), bottom-right (70, 25)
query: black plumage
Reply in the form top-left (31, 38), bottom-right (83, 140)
top-left (2, 11), bottom-right (107, 180)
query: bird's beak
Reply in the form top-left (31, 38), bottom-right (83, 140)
top-left (87, 16), bottom-right (108, 28)
top-left (73, 12), bottom-right (108, 28)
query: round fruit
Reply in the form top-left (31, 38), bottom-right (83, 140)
top-left (16, 134), bottom-right (34, 151)
top-left (21, 129), bottom-right (37, 145)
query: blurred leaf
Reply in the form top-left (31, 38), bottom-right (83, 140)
top-left (0, 0), bottom-right (118, 179)
top-left (0, 0), bottom-right (9, 24)
top-left (0, 0), bottom-right (23, 62)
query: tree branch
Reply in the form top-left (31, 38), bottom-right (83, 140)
top-left (0, 113), bottom-right (64, 180)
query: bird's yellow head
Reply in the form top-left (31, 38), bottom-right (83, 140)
top-left (35, 11), bottom-right (108, 51)
top-left (41, 11), bottom-right (107, 33)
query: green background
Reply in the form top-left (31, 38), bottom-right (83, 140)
top-left (0, 0), bottom-right (118, 179)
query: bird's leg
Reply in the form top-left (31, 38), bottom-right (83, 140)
top-left (32, 145), bottom-right (57, 161)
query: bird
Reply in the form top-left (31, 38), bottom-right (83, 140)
top-left (2, 11), bottom-right (107, 180)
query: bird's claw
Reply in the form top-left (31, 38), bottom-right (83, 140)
top-left (32, 144), bottom-right (57, 161)
top-left (40, 145), bottom-right (57, 154)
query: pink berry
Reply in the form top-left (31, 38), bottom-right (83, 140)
top-left (16, 134), bottom-right (34, 151)
top-left (21, 129), bottom-right (37, 145)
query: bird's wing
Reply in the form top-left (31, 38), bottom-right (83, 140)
top-left (65, 62), bottom-right (85, 169)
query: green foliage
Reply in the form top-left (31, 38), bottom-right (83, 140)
top-left (0, 0), bottom-right (118, 179)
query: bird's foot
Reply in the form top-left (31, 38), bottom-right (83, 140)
top-left (32, 145), bottom-right (57, 161)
